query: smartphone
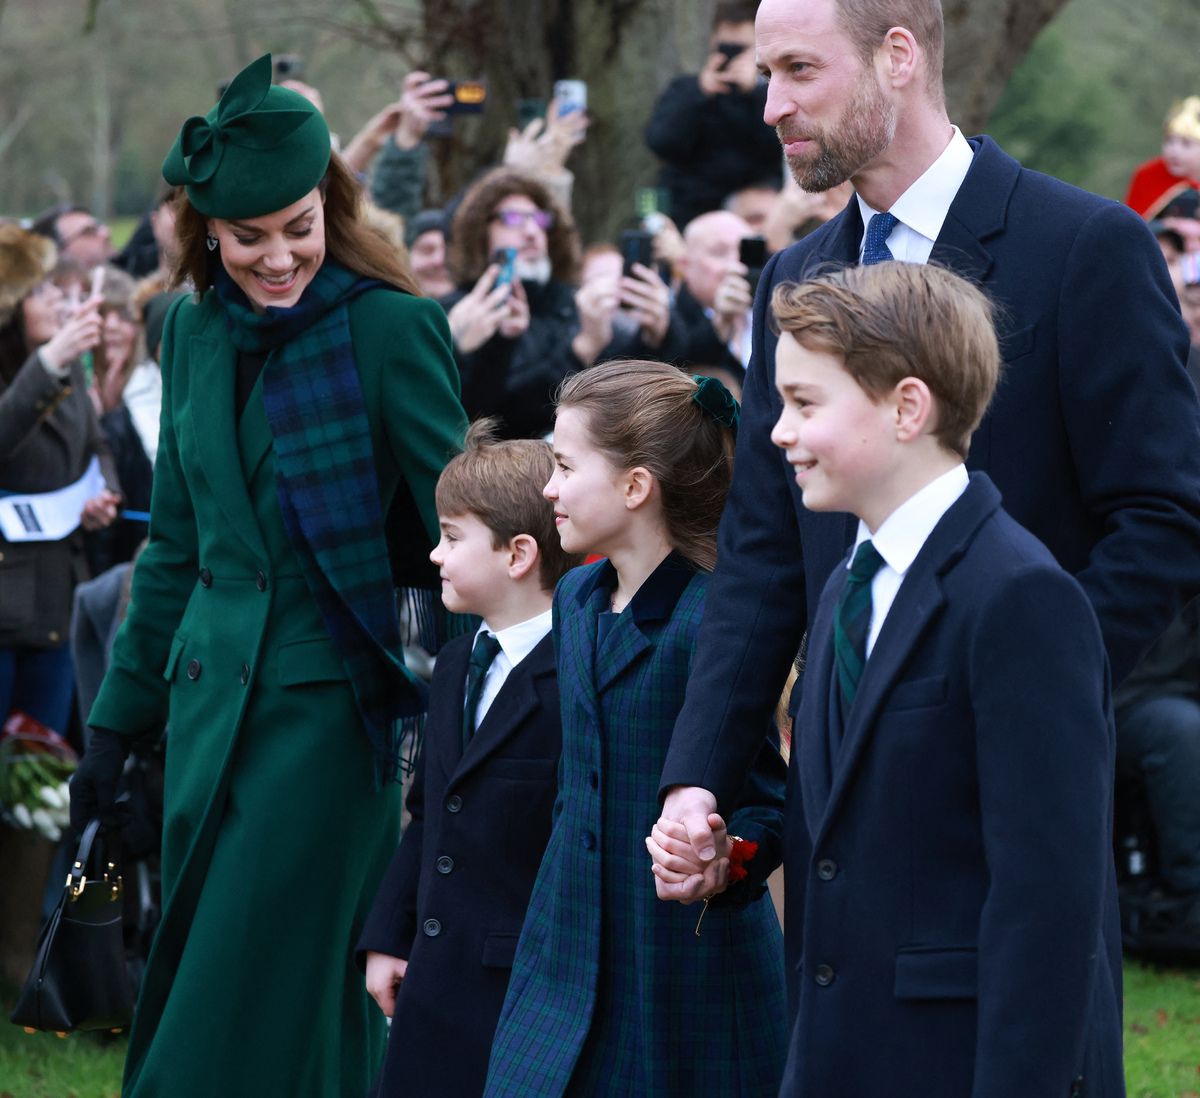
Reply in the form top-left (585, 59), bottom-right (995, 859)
top-left (635, 186), bottom-right (671, 221)
top-left (273, 54), bottom-right (305, 82)
top-left (491, 247), bottom-right (517, 290)
top-left (553, 79), bottom-right (587, 116)
top-left (739, 236), bottom-right (767, 295)
top-left (619, 230), bottom-right (654, 279)
top-left (516, 97), bottom-right (547, 131)
top-left (444, 79), bottom-right (488, 115)
top-left (716, 42), bottom-right (745, 70)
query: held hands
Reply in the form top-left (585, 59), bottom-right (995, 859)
top-left (365, 951), bottom-right (409, 1018)
top-left (38, 294), bottom-right (103, 377)
top-left (647, 785), bottom-right (730, 903)
top-left (447, 266), bottom-right (529, 353)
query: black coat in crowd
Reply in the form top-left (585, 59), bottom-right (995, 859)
top-left (645, 76), bottom-right (781, 229)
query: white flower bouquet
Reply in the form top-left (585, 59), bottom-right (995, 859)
top-left (0, 711), bottom-right (77, 842)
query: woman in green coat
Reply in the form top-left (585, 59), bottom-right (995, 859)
top-left (70, 56), bottom-right (467, 1098)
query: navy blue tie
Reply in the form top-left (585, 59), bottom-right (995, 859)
top-left (862, 211), bottom-right (898, 265)
top-left (462, 631), bottom-right (502, 749)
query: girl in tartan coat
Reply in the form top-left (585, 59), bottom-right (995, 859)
top-left (485, 360), bottom-right (788, 1097)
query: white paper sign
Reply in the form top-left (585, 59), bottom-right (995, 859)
top-left (0, 456), bottom-right (106, 542)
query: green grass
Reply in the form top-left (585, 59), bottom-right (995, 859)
top-left (1123, 961), bottom-right (1200, 1098)
top-left (0, 962), bottom-right (1197, 1094)
top-left (0, 1019), bottom-right (124, 1098)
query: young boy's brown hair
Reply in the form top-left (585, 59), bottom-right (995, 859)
top-left (436, 417), bottom-right (581, 589)
top-left (771, 263), bottom-right (1001, 458)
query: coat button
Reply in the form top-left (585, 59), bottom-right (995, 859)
top-left (199, 567), bottom-right (212, 587)
top-left (436, 856), bottom-right (454, 875)
top-left (48, 631), bottom-right (60, 643)
top-left (422, 918), bottom-right (441, 938)
top-left (240, 663), bottom-right (250, 685)
top-left (255, 570), bottom-right (268, 591)
top-left (446, 794), bottom-right (463, 813)
top-left (1069, 1077), bottom-right (1084, 1098)
top-left (581, 831), bottom-right (596, 851)
top-left (814, 964), bottom-right (835, 987)
top-left (186, 659), bottom-right (201, 680)
top-left (816, 859), bottom-right (838, 881)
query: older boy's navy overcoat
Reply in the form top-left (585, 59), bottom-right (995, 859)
top-left (782, 474), bottom-right (1123, 1098)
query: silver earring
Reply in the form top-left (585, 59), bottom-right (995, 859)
top-left (206, 232), bottom-right (218, 252)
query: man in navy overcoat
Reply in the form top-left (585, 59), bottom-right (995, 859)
top-left (657, 0), bottom-right (1200, 1076)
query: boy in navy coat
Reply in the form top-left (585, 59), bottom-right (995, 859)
top-left (660, 263), bottom-right (1123, 1097)
top-left (357, 419), bottom-right (582, 1097)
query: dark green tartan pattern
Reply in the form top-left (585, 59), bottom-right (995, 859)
top-left (485, 558), bottom-right (788, 1097)
top-left (216, 263), bottom-right (425, 781)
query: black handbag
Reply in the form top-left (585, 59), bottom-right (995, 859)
top-left (9, 818), bottom-right (134, 1034)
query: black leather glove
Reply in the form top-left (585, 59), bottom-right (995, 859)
top-left (69, 727), bottom-right (131, 834)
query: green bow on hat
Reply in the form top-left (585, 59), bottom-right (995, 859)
top-left (163, 54), bottom-right (331, 221)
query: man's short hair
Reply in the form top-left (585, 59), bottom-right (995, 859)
top-left (29, 202), bottom-right (89, 245)
top-left (713, 0), bottom-right (758, 28)
top-left (833, 0), bottom-right (945, 97)
top-left (436, 418), bottom-right (582, 591)
top-left (771, 262), bottom-right (999, 458)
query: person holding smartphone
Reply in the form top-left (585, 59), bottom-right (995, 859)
top-left (644, 0), bottom-right (782, 230)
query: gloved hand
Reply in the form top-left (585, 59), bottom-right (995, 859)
top-left (69, 727), bottom-right (131, 834)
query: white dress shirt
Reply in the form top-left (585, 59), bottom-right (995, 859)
top-left (850, 465), bottom-right (970, 658)
top-left (856, 127), bottom-right (974, 266)
top-left (467, 609), bottom-right (553, 730)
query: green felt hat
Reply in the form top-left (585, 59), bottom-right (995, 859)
top-left (162, 54), bottom-right (331, 220)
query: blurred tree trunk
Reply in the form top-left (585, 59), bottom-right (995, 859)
top-left (415, 0), bottom-right (1068, 243)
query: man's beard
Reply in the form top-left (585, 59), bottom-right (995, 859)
top-left (780, 72), bottom-right (897, 192)
top-left (514, 256), bottom-right (552, 284)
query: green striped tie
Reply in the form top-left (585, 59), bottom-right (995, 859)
top-left (834, 540), bottom-right (886, 707)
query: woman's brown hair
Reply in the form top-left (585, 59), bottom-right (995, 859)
top-left (172, 153), bottom-right (421, 296)
top-left (555, 360), bottom-right (736, 573)
top-left (449, 168), bottom-right (580, 287)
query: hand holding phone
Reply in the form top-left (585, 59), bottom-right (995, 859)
top-left (739, 236), bottom-right (767, 296)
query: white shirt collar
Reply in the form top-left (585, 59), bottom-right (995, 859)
top-left (478, 608), bottom-right (553, 668)
top-left (856, 126), bottom-right (973, 247)
top-left (852, 464), bottom-right (970, 577)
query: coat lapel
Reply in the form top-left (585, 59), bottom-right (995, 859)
top-left (814, 475), bottom-right (1003, 845)
top-left (455, 634), bottom-right (555, 785)
top-left (188, 327), bottom-right (267, 561)
top-left (236, 366), bottom-right (275, 488)
top-left (594, 553), bottom-right (697, 695)
top-left (431, 635), bottom-right (472, 782)
top-left (797, 572), bottom-right (844, 830)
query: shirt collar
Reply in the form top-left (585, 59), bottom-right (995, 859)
top-left (856, 126), bottom-right (973, 246)
top-left (477, 608), bottom-right (552, 667)
top-left (851, 464), bottom-right (969, 576)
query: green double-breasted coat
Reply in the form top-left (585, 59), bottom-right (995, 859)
top-left (90, 285), bottom-right (466, 1097)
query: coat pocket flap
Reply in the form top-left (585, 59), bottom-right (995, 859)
top-left (894, 947), bottom-right (977, 999)
top-left (999, 323), bottom-right (1035, 362)
top-left (887, 675), bottom-right (947, 711)
top-left (163, 632), bottom-right (187, 682)
top-left (481, 932), bottom-right (520, 969)
top-left (277, 637), bottom-right (349, 686)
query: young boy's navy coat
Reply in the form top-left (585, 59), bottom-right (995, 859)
top-left (782, 474), bottom-right (1123, 1098)
top-left (486, 555), bottom-right (788, 1097)
top-left (357, 630), bottom-right (561, 1098)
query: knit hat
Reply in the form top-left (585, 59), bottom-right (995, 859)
top-left (0, 222), bottom-right (57, 326)
top-left (162, 54), bottom-right (331, 220)
top-left (405, 208), bottom-right (448, 248)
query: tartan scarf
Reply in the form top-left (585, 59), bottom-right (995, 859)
top-left (215, 261), bottom-right (426, 783)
